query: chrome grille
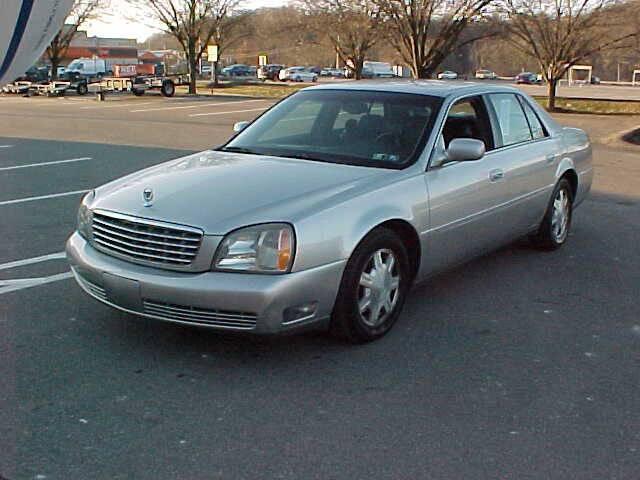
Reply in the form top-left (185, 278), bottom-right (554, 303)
top-left (143, 300), bottom-right (257, 330)
top-left (91, 210), bottom-right (203, 266)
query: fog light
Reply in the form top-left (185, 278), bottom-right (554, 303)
top-left (283, 302), bottom-right (318, 325)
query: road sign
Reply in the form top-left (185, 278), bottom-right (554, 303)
top-left (207, 45), bottom-right (219, 63)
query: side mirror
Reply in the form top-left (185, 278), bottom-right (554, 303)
top-left (446, 138), bottom-right (485, 162)
top-left (233, 121), bottom-right (250, 133)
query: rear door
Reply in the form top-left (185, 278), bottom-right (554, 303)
top-left (485, 93), bottom-right (559, 231)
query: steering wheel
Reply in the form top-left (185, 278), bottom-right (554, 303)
top-left (374, 131), bottom-right (399, 148)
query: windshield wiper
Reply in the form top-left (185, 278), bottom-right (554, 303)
top-left (281, 152), bottom-right (323, 162)
top-left (221, 146), bottom-right (265, 155)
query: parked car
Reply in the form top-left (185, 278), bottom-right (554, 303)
top-left (515, 72), bottom-right (541, 84)
top-left (67, 82), bottom-right (592, 343)
top-left (16, 66), bottom-right (49, 82)
top-left (363, 61), bottom-right (395, 78)
top-left (321, 68), bottom-right (344, 78)
top-left (221, 64), bottom-right (252, 77)
top-left (280, 67), bottom-right (318, 82)
top-left (437, 70), bottom-right (458, 80)
top-left (258, 64), bottom-right (284, 81)
top-left (475, 69), bottom-right (497, 80)
top-left (64, 58), bottom-right (109, 79)
top-left (590, 75), bottom-right (601, 85)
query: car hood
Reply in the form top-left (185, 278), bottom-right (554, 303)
top-left (92, 150), bottom-right (386, 234)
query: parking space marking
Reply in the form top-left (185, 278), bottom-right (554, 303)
top-left (80, 101), bottom-right (156, 110)
top-left (0, 157), bottom-right (92, 171)
top-left (0, 189), bottom-right (89, 206)
top-left (0, 145), bottom-right (14, 148)
top-left (0, 251), bottom-right (66, 271)
top-left (130, 99), bottom-right (268, 113)
top-left (0, 272), bottom-right (73, 295)
top-left (189, 107), bottom-right (269, 118)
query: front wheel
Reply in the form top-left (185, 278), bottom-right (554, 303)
top-left (531, 178), bottom-right (573, 250)
top-left (330, 228), bottom-right (411, 343)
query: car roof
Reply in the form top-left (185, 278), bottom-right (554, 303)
top-left (306, 80), bottom-right (526, 99)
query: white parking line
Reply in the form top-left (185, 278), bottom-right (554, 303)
top-left (0, 189), bottom-right (89, 206)
top-left (0, 145), bottom-right (14, 148)
top-left (0, 157), bottom-right (92, 171)
top-left (0, 272), bottom-right (73, 295)
top-left (80, 101), bottom-right (156, 110)
top-left (189, 107), bottom-right (268, 118)
top-left (0, 251), bottom-right (66, 271)
top-left (130, 99), bottom-right (267, 113)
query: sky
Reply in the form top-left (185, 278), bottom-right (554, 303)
top-left (85, 0), bottom-right (288, 42)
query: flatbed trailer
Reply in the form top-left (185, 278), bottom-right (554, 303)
top-left (97, 74), bottom-right (187, 97)
top-left (1, 79), bottom-right (88, 96)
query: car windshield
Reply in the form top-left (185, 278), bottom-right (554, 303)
top-left (221, 89), bottom-right (441, 169)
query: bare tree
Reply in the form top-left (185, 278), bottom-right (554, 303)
top-left (46, 0), bottom-right (108, 80)
top-left (300, 0), bottom-right (381, 79)
top-left (373, 0), bottom-right (494, 79)
top-left (135, 0), bottom-right (241, 93)
top-left (501, 0), bottom-right (639, 110)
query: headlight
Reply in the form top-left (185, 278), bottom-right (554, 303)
top-left (213, 223), bottom-right (295, 273)
top-left (77, 190), bottom-right (95, 240)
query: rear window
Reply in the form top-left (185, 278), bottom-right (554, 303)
top-left (487, 93), bottom-right (533, 147)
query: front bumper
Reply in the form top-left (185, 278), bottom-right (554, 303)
top-left (66, 232), bottom-right (346, 334)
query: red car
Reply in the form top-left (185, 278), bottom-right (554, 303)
top-left (515, 72), bottom-right (541, 84)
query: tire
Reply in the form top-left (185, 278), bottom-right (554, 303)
top-left (76, 83), bottom-right (88, 95)
top-left (160, 79), bottom-right (175, 97)
top-left (132, 88), bottom-right (145, 96)
top-left (530, 178), bottom-right (573, 250)
top-left (330, 228), bottom-right (411, 343)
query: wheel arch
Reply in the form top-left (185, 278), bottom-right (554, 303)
top-left (346, 218), bottom-right (421, 282)
top-left (556, 158), bottom-right (578, 198)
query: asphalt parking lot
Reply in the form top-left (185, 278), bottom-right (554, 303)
top-left (1, 92), bottom-right (640, 479)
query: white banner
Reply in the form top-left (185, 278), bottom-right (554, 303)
top-left (0, 0), bottom-right (75, 84)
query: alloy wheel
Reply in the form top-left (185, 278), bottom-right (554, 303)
top-left (551, 188), bottom-right (570, 243)
top-left (358, 249), bottom-right (401, 327)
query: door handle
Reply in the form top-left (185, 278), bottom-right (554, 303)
top-left (489, 169), bottom-right (504, 182)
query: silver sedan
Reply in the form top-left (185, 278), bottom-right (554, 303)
top-left (66, 82), bottom-right (593, 343)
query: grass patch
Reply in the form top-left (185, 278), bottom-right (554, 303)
top-left (533, 96), bottom-right (640, 115)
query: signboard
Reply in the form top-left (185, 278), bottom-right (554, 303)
top-left (207, 45), bottom-right (219, 63)
top-left (258, 55), bottom-right (268, 66)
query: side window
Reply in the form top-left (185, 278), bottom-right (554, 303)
top-left (442, 96), bottom-right (494, 150)
top-left (487, 93), bottom-right (533, 147)
top-left (519, 97), bottom-right (547, 140)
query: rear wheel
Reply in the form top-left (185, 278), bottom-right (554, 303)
top-left (160, 79), bottom-right (175, 97)
top-left (132, 88), bottom-right (145, 96)
top-left (76, 82), bottom-right (88, 95)
top-left (330, 228), bottom-right (411, 343)
top-left (531, 178), bottom-right (573, 250)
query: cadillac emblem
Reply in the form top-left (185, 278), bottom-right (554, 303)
top-left (143, 187), bottom-right (154, 207)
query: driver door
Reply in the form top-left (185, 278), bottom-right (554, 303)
top-left (421, 95), bottom-right (518, 275)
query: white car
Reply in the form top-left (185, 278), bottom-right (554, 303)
top-left (437, 71), bottom-right (458, 80)
top-left (475, 69), bottom-right (497, 80)
top-left (280, 67), bottom-right (318, 83)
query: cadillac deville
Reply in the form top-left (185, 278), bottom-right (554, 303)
top-left (66, 82), bottom-right (593, 342)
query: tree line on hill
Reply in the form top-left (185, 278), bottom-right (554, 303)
top-left (49, 0), bottom-right (640, 110)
